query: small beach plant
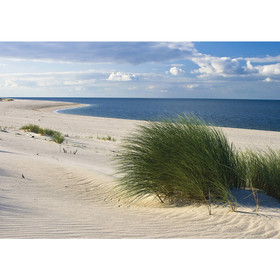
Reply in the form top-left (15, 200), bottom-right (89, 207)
top-left (21, 124), bottom-right (44, 134)
top-left (21, 124), bottom-right (65, 144)
top-left (115, 115), bottom-right (240, 210)
top-left (0, 98), bottom-right (14, 102)
top-left (52, 131), bottom-right (65, 144)
top-left (97, 135), bottom-right (116, 142)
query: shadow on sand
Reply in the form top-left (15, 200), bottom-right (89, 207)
top-left (0, 195), bottom-right (30, 215)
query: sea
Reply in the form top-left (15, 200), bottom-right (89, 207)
top-left (16, 98), bottom-right (280, 132)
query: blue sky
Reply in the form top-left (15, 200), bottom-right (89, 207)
top-left (0, 42), bottom-right (280, 99)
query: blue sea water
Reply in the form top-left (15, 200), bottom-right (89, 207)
top-left (17, 98), bottom-right (280, 132)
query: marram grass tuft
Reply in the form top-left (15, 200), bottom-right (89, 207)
top-left (115, 115), bottom-right (240, 210)
top-left (240, 148), bottom-right (280, 201)
top-left (21, 124), bottom-right (65, 144)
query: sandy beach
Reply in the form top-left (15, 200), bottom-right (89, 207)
top-left (1, 99), bottom-right (280, 238)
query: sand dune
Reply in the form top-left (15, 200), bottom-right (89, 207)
top-left (1, 99), bottom-right (280, 238)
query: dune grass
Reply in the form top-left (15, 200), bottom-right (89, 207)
top-left (52, 132), bottom-right (65, 144)
top-left (21, 124), bottom-right (65, 144)
top-left (116, 115), bottom-right (240, 210)
top-left (0, 98), bottom-right (14, 102)
top-left (115, 115), bottom-right (280, 211)
top-left (240, 149), bottom-right (280, 201)
top-left (21, 124), bottom-right (43, 134)
top-left (97, 135), bottom-right (116, 142)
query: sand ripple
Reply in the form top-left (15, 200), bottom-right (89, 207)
top-left (1, 99), bottom-right (280, 238)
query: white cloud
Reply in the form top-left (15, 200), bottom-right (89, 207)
top-left (244, 61), bottom-right (280, 76)
top-left (185, 84), bottom-right (199, 89)
top-left (4, 79), bottom-right (18, 88)
top-left (167, 66), bottom-right (185, 76)
top-left (192, 55), bottom-right (246, 77)
top-left (245, 55), bottom-right (280, 63)
top-left (107, 72), bottom-right (136, 81)
top-left (192, 53), bottom-right (280, 79)
top-left (263, 77), bottom-right (272, 82)
top-left (158, 42), bottom-right (195, 52)
top-left (255, 63), bottom-right (280, 75)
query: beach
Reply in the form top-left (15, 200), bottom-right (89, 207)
top-left (1, 99), bottom-right (280, 238)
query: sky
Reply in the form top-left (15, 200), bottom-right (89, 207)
top-left (0, 42), bottom-right (280, 99)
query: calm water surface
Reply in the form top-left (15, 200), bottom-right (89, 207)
top-left (17, 98), bottom-right (280, 132)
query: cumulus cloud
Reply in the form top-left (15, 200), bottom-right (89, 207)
top-left (192, 53), bottom-right (280, 79)
top-left (192, 55), bottom-right (247, 77)
top-left (107, 72), bottom-right (136, 81)
top-left (255, 63), bottom-right (280, 75)
top-left (245, 55), bottom-right (280, 63)
top-left (167, 66), bottom-right (185, 76)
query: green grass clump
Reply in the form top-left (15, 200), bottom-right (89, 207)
top-left (97, 135), bottom-right (116, 142)
top-left (0, 98), bottom-right (14, 101)
top-left (43, 128), bottom-right (56, 137)
top-left (116, 115), bottom-right (280, 210)
top-left (21, 124), bottom-right (44, 134)
top-left (240, 149), bottom-right (280, 200)
top-left (116, 115), bottom-right (239, 209)
top-left (21, 124), bottom-right (65, 144)
top-left (52, 132), bottom-right (65, 144)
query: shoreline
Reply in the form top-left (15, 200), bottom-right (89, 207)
top-left (12, 97), bottom-right (280, 134)
top-left (45, 99), bottom-right (280, 152)
top-left (1, 99), bottom-right (280, 238)
top-left (53, 103), bottom-right (91, 114)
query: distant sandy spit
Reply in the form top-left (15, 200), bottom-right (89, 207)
top-left (0, 99), bottom-right (280, 238)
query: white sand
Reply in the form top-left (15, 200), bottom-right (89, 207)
top-left (1, 99), bottom-right (280, 238)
